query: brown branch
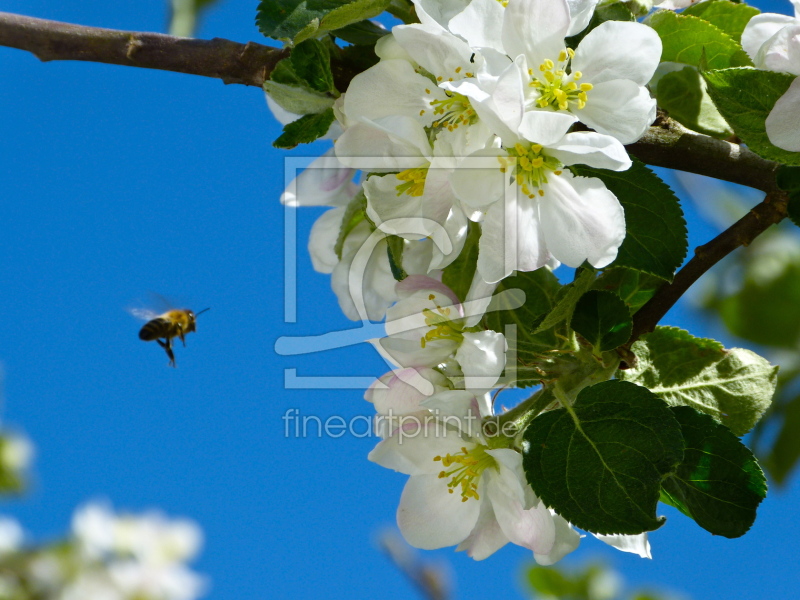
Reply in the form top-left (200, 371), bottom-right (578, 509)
top-left (626, 190), bottom-right (790, 348)
top-left (0, 11), bottom-right (287, 87)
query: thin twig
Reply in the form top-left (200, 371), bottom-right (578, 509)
top-left (627, 190), bottom-right (790, 346)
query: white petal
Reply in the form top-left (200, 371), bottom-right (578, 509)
top-left (518, 111), bottom-right (577, 147)
top-left (281, 148), bottom-right (358, 207)
top-left (450, 148), bottom-right (508, 211)
top-left (766, 78), bottom-right (800, 152)
top-left (578, 80), bottom-right (657, 144)
top-left (477, 190), bottom-right (550, 283)
top-left (449, 0), bottom-right (506, 52)
top-left (378, 335), bottom-right (457, 368)
top-left (573, 21), bottom-right (662, 86)
top-left (463, 274), bottom-right (501, 328)
top-left (369, 425), bottom-right (466, 475)
top-left (364, 173), bottom-right (431, 240)
top-left (742, 14), bottom-right (797, 62)
top-left (593, 532), bottom-right (652, 558)
top-left (455, 499), bottom-right (509, 560)
top-left (548, 131), bottom-right (632, 171)
top-left (565, 0), bottom-right (600, 37)
top-left (756, 24), bottom-right (800, 76)
top-left (366, 367), bottom-right (450, 415)
top-left (502, 0), bottom-right (571, 69)
top-left (533, 513), bottom-right (581, 565)
top-left (397, 474), bottom-right (481, 549)
top-left (393, 24), bottom-right (477, 80)
top-left (413, 0), bottom-right (472, 29)
top-left (308, 207), bottom-right (345, 274)
top-left (539, 171), bottom-right (625, 269)
top-left (344, 60), bottom-right (445, 126)
top-left (457, 331), bottom-right (507, 389)
top-left (375, 34), bottom-right (414, 62)
top-left (335, 116), bottom-right (430, 171)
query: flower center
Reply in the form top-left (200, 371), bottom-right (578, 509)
top-left (434, 445), bottom-right (496, 502)
top-left (428, 91), bottom-right (477, 131)
top-left (395, 163), bottom-right (430, 197)
top-left (420, 294), bottom-right (464, 348)
top-left (499, 143), bottom-right (563, 198)
top-left (529, 48), bottom-right (593, 112)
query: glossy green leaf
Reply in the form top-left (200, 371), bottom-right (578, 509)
top-left (682, 0), bottom-right (760, 43)
top-left (620, 327), bottom-right (777, 436)
top-left (649, 10), bottom-right (751, 70)
top-left (592, 267), bottom-right (663, 313)
top-left (256, 0), bottom-right (389, 43)
top-left (656, 66), bottom-right (732, 137)
top-left (273, 108), bottom-right (336, 148)
top-left (289, 39), bottom-right (337, 94)
top-left (661, 406), bottom-right (766, 538)
top-left (522, 380), bottom-right (684, 535)
top-left (533, 267), bottom-right (595, 333)
top-left (703, 68), bottom-right (800, 165)
top-left (570, 290), bottom-right (632, 352)
top-left (318, 0), bottom-right (391, 33)
top-left (571, 161), bottom-right (687, 280)
top-left (331, 19), bottom-right (388, 45)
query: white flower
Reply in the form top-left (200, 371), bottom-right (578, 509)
top-left (379, 276), bottom-right (506, 389)
top-left (368, 389), bottom-right (580, 562)
top-left (493, 0), bottom-right (660, 144)
top-left (741, 2), bottom-right (800, 151)
top-left (448, 62), bottom-right (628, 282)
top-left (0, 517), bottom-right (23, 553)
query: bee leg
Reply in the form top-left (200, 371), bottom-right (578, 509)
top-left (178, 327), bottom-right (187, 348)
top-left (156, 338), bottom-right (176, 367)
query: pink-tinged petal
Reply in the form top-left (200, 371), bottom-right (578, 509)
top-left (549, 131), bottom-right (632, 171)
top-left (421, 389), bottom-right (482, 424)
top-left (593, 533), bottom-right (651, 558)
top-left (398, 474), bottom-right (482, 549)
top-left (766, 79), bottom-right (800, 152)
top-left (478, 191), bottom-right (550, 284)
top-left (539, 172), bottom-right (625, 269)
top-left (576, 80), bottom-right (657, 144)
top-left (281, 149), bottom-right (358, 207)
top-left (533, 513), bottom-right (581, 565)
top-left (456, 498), bottom-right (509, 560)
top-left (518, 111), bottom-right (577, 147)
top-left (396, 275), bottom-right (462, 309)
top-left (457, 331), bottom-right (507, 390)
top-left (573, 22), bottom-right (661, 85)
top-left (742, 14), bottom-right (797, 62)
top-left (366, 368), bottom-right (449, 415)
top-left (502, 0), bottom-right (571, 69)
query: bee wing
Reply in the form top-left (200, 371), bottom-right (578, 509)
top-left (128, 307), bottom-right (160, 321)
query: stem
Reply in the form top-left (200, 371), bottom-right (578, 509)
top-left (626, 190), bottom-right (790, 347)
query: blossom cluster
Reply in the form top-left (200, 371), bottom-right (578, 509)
top-left (277, 0), bottom-right (666, 563)
top-left (0, 503), bottom-right (206, 600)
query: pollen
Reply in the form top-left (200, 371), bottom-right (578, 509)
top-left (395, 163), bottom-right (430, 198)
top-left (434, 445), bottom-right (496, 502)
top-left (502, 142), bottom-right (564, 199)
top-left (429, 91), bottom-right (478, 131)
top-left (530, 47), bottom-right (592, 112)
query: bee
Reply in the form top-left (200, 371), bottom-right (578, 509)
top-left (133, 307), bottom-right (210, 367)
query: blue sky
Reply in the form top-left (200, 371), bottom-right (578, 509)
top-left (0, 1), bottom-right (798, 598)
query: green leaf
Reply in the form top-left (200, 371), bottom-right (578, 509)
top-left (571, 161), bottom-right (687, 280)
top-left (318, 0), bottom-right (391, 33)
top-left (289, 39), bottom-right (336, 94)
top-left (264, 65), bottom-right (336, 116)
top-left (592, 267), bottom-right (663, 313)
top-left (682, 0), bottom-right (760, 44)
top-left (703, 68), bottom-right (800, 165)
top-left (256, 0), bottom-right (389, 44)
top-left (273, 108), bottom-right (336, 148)
top-left (331, 19), bottom-right (388, 45)
top-left (570, 290), bottom-right (632, 352)
top-left (522, 380), bottom-right (684, 535)
top-left (386, 234), bottom-right (407, 281)
top-left (763, 392), bottom-right (800, 485)
top-left (711, 241), bottom-right (800, 348)
top-left (777, 165), bottom-right (800, 191)
top-left (656, 66), bottom-right (732, 137)
top-left (527, 566), bottom-right (575, 597)
top-left (442, 222), bottom-right (480, 303)
top-left (483, 269), bottom-right (563, 385)
top-left (533, 267), bottom-right (596, 333)
top-left (334, 190), bottom-right (367, 260)
top-left (168, 0), bottom-right (221, 37)
top-left (619, 327), bottom-right (778, 436)
top-left (566, 3), bottom-right (635, 48)
top-left (649, 10), bottom-right (752, 69)
top-left (661, 406), bottom-right (766, 538)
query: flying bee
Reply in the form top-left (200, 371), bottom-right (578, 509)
top-left (132, 307), bottom-right (210, 367)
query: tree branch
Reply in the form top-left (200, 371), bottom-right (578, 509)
top-left (0, 11), bottom-right (288, 87)
top-left (625, 190), bottom-right (790, 350)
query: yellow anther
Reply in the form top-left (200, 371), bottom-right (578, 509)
top-left (580, 83), bottom-right (593, 91)
top-left (558, 50), bottom-right (567, 62)
top-left (455, 66), bottom-right (462, 73)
